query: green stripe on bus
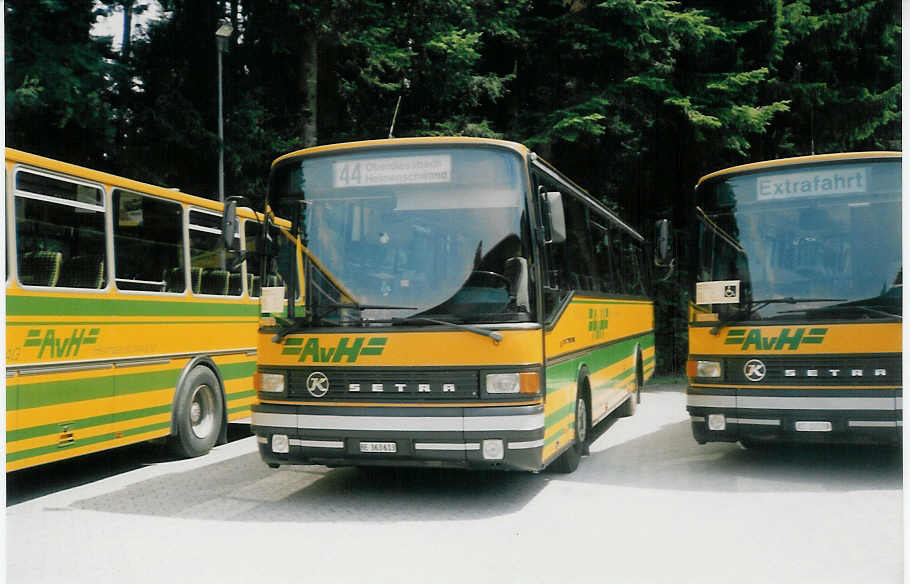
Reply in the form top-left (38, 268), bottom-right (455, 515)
top-left (220, 361), bottom-right (256, 380)
top-left (9, 361), bottom-right (256, 411)
top-left (227, 404), bottom-right (252, 415)
top-left (225, 389), bottom-right (256, 401)
top-left (7, 420), bottom-right (171, 463)
top-left (545, 400), bottom-right (574, 427)
top-left (547, 334), bottom-right (652, 382)
top-left (10, 387), bottom-right (256, 443)
top-left (7, 295), bottom-right (259, 318)
top-left (7, 404), bottom-right (173, 443)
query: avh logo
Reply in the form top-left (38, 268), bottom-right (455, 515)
top-left (282, 337), bottom-right (388, 363)
top-left (588, 308), bottom-right (609, 340)
top-left (724, 327), bottom-right (827, 351)
top-left (25, 328), bottom-right (101, 359)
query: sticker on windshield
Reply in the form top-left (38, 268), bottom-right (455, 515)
top-left (260, 286), bottom-right (285, 313)
top-left (333, 155), bottom-right (452, 188)
top-left (757, 168), bottom-right (867, 201)
top-left (696, 280), bottom-right (740, 305)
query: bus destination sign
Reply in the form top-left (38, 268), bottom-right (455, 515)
top-left (333, 155), bottom-right (452, 188)
top-left (756, 168), bottom-right (867, 201)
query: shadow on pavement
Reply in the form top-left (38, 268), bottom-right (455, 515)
top-left (6, 422), bottom-right (253, 506)
top-left (23, 385), bottom-right (902, 522)
top-left (575, 416), bottom-right (902, 493)
top-left (68, 453), bottom-right (549, 522)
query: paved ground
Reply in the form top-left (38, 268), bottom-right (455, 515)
top-left (6, 382), bottom-right (903, 583)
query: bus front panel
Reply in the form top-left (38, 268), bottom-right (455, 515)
top-left (251, 327), bottom-right (546, 471)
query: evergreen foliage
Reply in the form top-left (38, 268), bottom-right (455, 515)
top-left (5, 0), bottom-right (900, 373)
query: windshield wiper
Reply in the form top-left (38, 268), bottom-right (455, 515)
top-left (778, 304), bottom-right (902, 320)
top-left (271, 318), bottom-right (311, 343)
top-left (271, 302), bottom-right (416, 342)
top-left (390, 316), bottom-right (504, 343)
top-left (709, 297), bottom-right (844, 335)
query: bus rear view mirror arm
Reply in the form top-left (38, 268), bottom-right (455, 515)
top-left (544, 191), bottom-right (566, 244)
top-left (222, 196), bottom-right (252, 251)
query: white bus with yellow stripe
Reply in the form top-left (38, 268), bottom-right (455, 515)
top-left (6, 148), bottom-right (274, 471)
top-left (241, 137), bottom-right (654, 472)
top-left (685, 152), bottom-right (901, 446)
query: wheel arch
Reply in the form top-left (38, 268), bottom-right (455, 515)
top-left (575, 364), bottom-right (592, 426)
top-left (170, 355), bottom-right (229, 444)
top-left (632, 342), bottom-right (644, 401)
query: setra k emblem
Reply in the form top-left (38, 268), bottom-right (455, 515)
top-left (743, 359), bottom-right (767, 382)
top-left (306, 371), bottom-right (330, 397)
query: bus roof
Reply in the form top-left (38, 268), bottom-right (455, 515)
top-left (696, 151), bottom-right (902, 187)
top-left (6, 147), bottom-right (262, 220)
top-left (271, 137), bottom-right (531, 168)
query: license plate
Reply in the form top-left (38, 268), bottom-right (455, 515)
top-left (795, 421), bottom-right (832, 432)
top-left (359, 441), bottom-right (397, 453)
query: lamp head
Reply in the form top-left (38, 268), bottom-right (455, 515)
top-left (215, 20), bottom-right (234, 39)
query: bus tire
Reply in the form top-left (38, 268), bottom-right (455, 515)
top-left (551, 391), bottom-right (588, 474)
top-left (620, 353), bottom-right (643, 418)
top-left (170, 366), bottom-right (224, 458)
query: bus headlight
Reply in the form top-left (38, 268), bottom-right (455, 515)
top-left (257, 372), bottom-right (286, 393)
top-left (487, 373), bottom-right (520, 394)
top-left (688, 360), bottom-right (722, 378)
top-left (486, 372), bottom-right (540, 395)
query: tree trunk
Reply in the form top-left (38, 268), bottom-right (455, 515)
top-left (300, 28), bottom-right (318, 147)
top-left (120, 0), bottom-right (134, 59)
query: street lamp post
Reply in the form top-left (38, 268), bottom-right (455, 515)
top-left (215, 19), bottom-right (234, 203)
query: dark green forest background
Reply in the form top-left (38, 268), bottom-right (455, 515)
top-left (5, 0), bottom-right (901, 374)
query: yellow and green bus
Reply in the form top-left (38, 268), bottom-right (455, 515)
top-left (5, 148), bottom-right (272, 471)
top-left (238, 137), bottom-right (655, 472)
top-left (685, 152), bottom-right (902, 446)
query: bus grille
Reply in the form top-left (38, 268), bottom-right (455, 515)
top-left (725, 355), bottom-right (901, 386)
top-left (286, 368), bottom-right (481, 401)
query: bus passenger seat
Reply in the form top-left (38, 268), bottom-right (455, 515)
top-left (229, 272), bottom-right (243, 295)
top-left (190, 266), bottom-right (203, 294)
top-left (201, 269), bottom-right (230, 295)
top-left (19, 251), bottom-right (62, 287)
top-left (249, 275), bottom-right (261, 297)
top-left (58, 255), bottom-right (104, 289)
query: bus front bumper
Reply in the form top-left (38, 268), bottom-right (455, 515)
top-left (251, 402), bottom-right (546, 471)
top-left (687, 387), bottom-right (902, 446)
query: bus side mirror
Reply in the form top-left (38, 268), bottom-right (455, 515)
top-left (222, 200), bottom-right (240, 251)
top-left (544, 191), bottom-right (566, 244)
top-left (654, 219), bottom-right (674, 268)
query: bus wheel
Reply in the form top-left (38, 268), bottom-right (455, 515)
top-left (551, 394), bottom-right (588, 473)
top-left (620, 358), bottom-right (643, 417)
top-left (170, 366), bottom-right (224, 458)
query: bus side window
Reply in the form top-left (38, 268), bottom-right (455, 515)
top-left (113, 189), bottom-right (185, 293)
top-left (13, 170), bottom-right (107, 289)
top-left (189, 209), bottom-right (240, 296)
top-left (563, 195), bottom-right (599, 293)
top-left (624, 237), bottom-right (646, 296)
top-left (592, 221), bottom-right (616, 294)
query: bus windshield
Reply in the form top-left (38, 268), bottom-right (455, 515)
top-left (695, 158), bottom-right (901, 320)
top-left (269, 145), bottom-right (533, 324)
